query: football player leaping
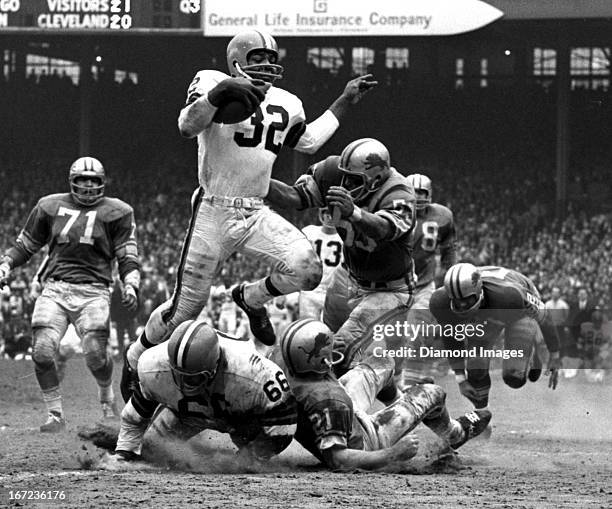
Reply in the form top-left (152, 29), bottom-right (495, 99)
top-left (0, 157), bottom-right (140, 432)
top-left (122, 30), bottom-right (376, 398)
top-left (429, 263), bottom-right (563, 414)
top-left (107, 320), bottom-right (296, 466)
top-left (271, 319), bottom-right (491, 471)
top-left (267, 139), bottom-right (416, 378)
top-left (397, 174), bottom-right (457, 388)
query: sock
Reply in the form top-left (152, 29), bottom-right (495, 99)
top-left (242, 279), bottom-right (274, 309)
top-left (98, 382), bottom-right (115, 404)
top-left (42, 387), bottom-right (63, 417)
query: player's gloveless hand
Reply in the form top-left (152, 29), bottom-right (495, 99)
top-left (341, 74), bottom-right (378, 105)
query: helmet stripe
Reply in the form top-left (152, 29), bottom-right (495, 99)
top-left (340, 138), bottom-right (370, 170)
top-left (175, 320), bottom-right (205, 369)
top-left (254, 29), bottom-right (268, 49)
top-left (453, 266), bottom-right (465, 299)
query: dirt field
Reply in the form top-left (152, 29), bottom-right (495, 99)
top-left (1, 357), bottom-right (611, 509)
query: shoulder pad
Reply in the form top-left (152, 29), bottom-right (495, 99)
top-left (96, 197), bottom-right (134, 222)
top-left (38, 193), bottom-right (72, 214)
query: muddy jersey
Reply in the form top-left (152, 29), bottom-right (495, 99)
top-left (411, 203), bottom-right (456, 287)
top-left (271, 350), bottom-right (364, 459)
top-left (430, 265), bottom-right (559, 351)
top-left (11, 193), bottom-right (136, 286)
top-left (138, 333), bottom-right (297, 439)
top-left (184, 70), bottom-right (318, 198)
top-left (337, 169), bottom-right (416, 283)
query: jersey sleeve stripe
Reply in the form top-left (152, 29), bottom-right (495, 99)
top-left (284, 122), bottom-right (307, 149)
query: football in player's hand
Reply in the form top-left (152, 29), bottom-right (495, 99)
top-left (213, 99), bottom-right (255, 124)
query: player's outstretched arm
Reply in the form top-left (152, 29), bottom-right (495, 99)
top-left (322, 434), bottom-right (419, 471)
top-left (329, 74), bottom-right (378, 120)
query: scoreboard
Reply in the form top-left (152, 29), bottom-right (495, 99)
top-left (0, 0), bottom-right (202, 34)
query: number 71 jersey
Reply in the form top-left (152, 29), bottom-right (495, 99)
top-left (187, 70), bottom-right (310, 198)
top-left (16, 193), bottom-right (136, 286)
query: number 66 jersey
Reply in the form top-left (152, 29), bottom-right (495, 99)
top-left (137, 333), bottom-right (298, 443)
top-left (13, 192), bottom-right (136, 285)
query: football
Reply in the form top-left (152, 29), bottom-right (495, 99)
top-left (213, 99), bottom-right (256, 124)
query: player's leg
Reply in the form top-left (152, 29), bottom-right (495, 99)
top-left (298, 291), bottom-right (325, 320)
top-left (334, 289), bottom-right (412, 377)
top-left (396, 282), bottom-right (440, 389)
top-left (322, 265), bottom-right (353, 333)
top-left (142, 407), bottom-right (204, 462)
top-left (339, 354), bottom-right (396, 413)
top-left (233, 207), bottom-right (322, 344)
top-left (502, 316), bottom-right (538, 389)
top-left (74, 288), bottom-right (118, 419)
top-left (127, 191), bottom-right (222, 365)
top-left (31, 293), bottom-right (69, 431)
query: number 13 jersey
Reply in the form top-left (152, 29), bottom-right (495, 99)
top-left (14, 193), bottom-right (136, 286)
top-left (186, 70), bottom-right (312, 198)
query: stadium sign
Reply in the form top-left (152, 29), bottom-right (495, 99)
top-left (202, 0), bottom-right (504, 36)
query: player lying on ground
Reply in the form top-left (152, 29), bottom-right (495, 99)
top-left (430, 263), bottom-right (562, 412)
top-left (107, 320), bottom-right (297, 466)
top-left (271, 319), bottom-right (491, 471)
top-left (0, 157), bottom-right (140, 431)
top-left (266, 139), bottom-right (416, 377)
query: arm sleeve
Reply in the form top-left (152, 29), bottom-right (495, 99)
top-left (5, 202), bottom-right (50, 268)
top-left (375, 189), bottom-right (416, 241)
top-left (111, 210), bottom-right (141, 286)
top-left (291, 110), bottom-right (340, 155)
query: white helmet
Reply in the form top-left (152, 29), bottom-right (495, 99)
top-left (406, 173), bottom-right (432, 210)
top-left (280, 319), bottom-right (343, 377)
top-left (69, 156), bottom-right (105, 206)
top-left (444, 263), bottom-right (484, 316)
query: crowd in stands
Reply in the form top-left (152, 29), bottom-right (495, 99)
top-left (1, 62), bottom-right (610, 374)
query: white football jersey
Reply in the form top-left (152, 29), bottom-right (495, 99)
top-left (137, 332), bottom-right (295, 435)
top-left (185, 70), bottom-right (309, 198)
top-left (301, 225), bottom-right (343, 294)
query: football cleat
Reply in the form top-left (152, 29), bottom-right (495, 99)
top-left (101, 401), bottom-right (120, 420)
top-left (40, 411), bottom-right (66, 433)
top-left (232, 284), bottom-right (276, 346)
top-left (451, 409), bottom-right (492, 449)
top-left (120, 349), bottom-right (140, 403)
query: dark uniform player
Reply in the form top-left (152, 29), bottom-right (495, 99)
top-left (267, 138), bottom-right (416, 376)
top-left (0, 157), bottom-right (140, 432)
top-left (398, 174), bottom-right (456, 388)
top-left (271, 319), bottom-right (491, 471)
top-left (429, 263), bottom-right (562, 413)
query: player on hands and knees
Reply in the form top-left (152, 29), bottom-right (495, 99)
top-left (0, 157), bottom-right (140, 432)
top-left (110, 320), bottom-right (297, 466)
top-left (270, 319), bottom-right (491, 471)
top-left (122, 30), bottom-right (377, 401)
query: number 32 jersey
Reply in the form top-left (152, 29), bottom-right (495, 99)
top-left (185, 70), bottom-right (315, 198)
top-left (14, 193), bottom-right (136, 286)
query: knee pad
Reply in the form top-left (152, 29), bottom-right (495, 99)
top-left (32, 327), bottom-right (60, 368)
top-left (83, 330), bottom-right (110, 372)
top-left (503, 370), bottom-right (527, 389)
top-left (299, 256), bottom-right (323, 291)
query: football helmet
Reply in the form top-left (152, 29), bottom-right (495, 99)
top-left (226, 30), bottom-right (283, 83)
top-left (406, 173), bottom-right (432, 210)
top-left (167, 320), bottom-right (220, 397)
top-left (280, 319), bottom-right (343, 377)
top-left (444, 263), bottom-right (484, 316)
top-left (69, 156), bottom-right (105, 206)
top-left (338, 138), bottom-right (390, 203)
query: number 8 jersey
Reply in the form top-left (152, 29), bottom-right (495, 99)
top-left (12, 192), bottom-right (137, 286)
top-left (183, 70), bottom-right (336, 198)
